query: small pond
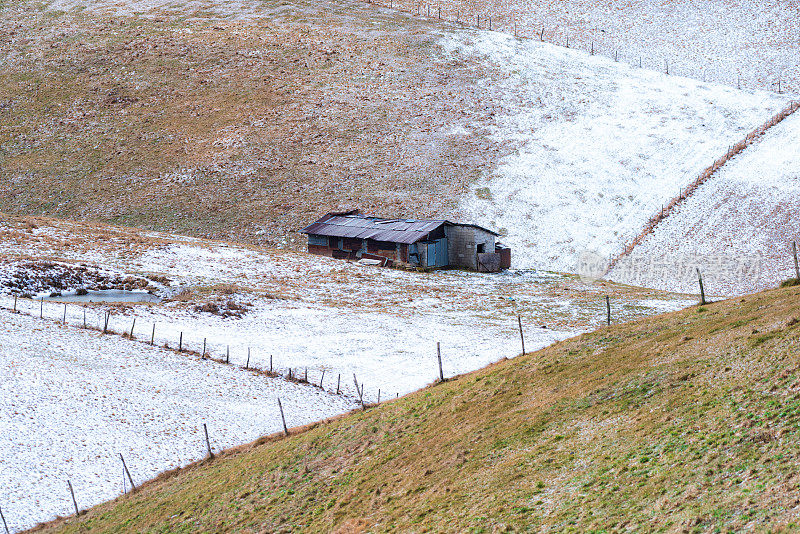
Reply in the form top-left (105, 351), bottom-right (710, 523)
top-left (41, 290), bottom-right (162, 304)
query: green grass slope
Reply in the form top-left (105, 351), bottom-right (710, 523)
top-left (37, 285), bottom-right (800, 533)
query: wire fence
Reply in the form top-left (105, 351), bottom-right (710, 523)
top-left (367, 0), bottom-right (797, 94)
top-left (0, 294), bottom-right (362, 399)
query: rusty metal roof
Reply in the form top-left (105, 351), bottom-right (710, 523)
top-left (300, 212), bottom-right (498, 244)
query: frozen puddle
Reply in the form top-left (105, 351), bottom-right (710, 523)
top-left (41, 289), bottom-right (161, 303)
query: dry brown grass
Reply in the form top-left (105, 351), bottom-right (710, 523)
top-left (31, 283), bottom-right (800, 533)
top-left (0, 0), bottom-right (506, 248)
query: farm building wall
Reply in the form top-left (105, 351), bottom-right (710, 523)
top-left (446, 225), bottom-right (496, 271)
top-left (416, 238), bottom-right (448, 268)
top-left (306, 234), bottom-right (408, 265)
top-left (307, 226), bottom-right (502, 271)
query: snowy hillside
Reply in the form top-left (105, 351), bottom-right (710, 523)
top-left (607, 111), bottom-right (800, 296)
top-left (0, 308), bottom-right (356, 533)
top-left (446, 32), bottom-right (791, 273)
top-left (0, 215), bottom-right (695, 531)
top-left (402, 0), bottom-right (800, 94)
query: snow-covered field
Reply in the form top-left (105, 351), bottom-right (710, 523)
top-left (446, 31), bottom-right (791, 274)
top-left (0, 308), bottom-right (356, 533)
top-left (2, 288), bottom-right (572, 402)
top-left (431, 0), bottom-right (800, 94)
top-left (0, 217), bottom-right (695, 532)
top-left (608, 111), bottom-right (800, 296)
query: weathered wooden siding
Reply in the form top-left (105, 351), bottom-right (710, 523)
top-left (446, 226), bottom-right (496, 270)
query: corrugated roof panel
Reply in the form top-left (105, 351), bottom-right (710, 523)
top-left (392, 229), bottom-right (431, 243)
top-left (300, 213), bottom-right (496, 243)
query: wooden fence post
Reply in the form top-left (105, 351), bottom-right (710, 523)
top-left (129, 318), bottom-right (136, 338)
top-left (67, 480), bottom-right (79, 517)
top-left (336, 374), bottom-right (341, 394)
top-left (202, 338), bottom-right (206, 359)
top-left (606, 295), bottom-right (611, 325)
top-left (319, 369), bottom-right (326, 388)
top-left (270, 354), bottom-right (273, 373)
top-left (437, 342), bottom-right (444, 381)
top-left (518, 315), bottom-right (526, 354)
top-left (697, 268), bottom-right (706, 305)
top-left (203, 423), bottom-right (214, 458)
top-left (12, 296), bottom-right (16, 313)
top-left (540, 27), bottom-right (544, 41)
top-left (377, 389), bottom-right (381, 404)
top-left (353, 373), bottom-right (364, 409)
top-left (83, 307), bottom-right (86, 328)
top-left (62, 303), bottom-right (67, 324)
top-left (150, 323), bottom-right (155, 345)
top-left (178, 332), bottom-right (183, 352)
top-left (40, 297), bottom-right (43, 319)
top-left (120, 454), bottom-right (136, 492)
top-left (277, 398), bottom-right (289, 436)
top-left (0, 504), bottom-right (10, 534)
top-left (226, 346), bottom-right (230, 364)
top-left (246, 348), bottom-right (250, 369)
top-left (103, 311), bottom-right (110, 334)
top-left (793, 241), bottom-right (799, 279)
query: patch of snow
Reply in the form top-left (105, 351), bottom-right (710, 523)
top-left (443, 31), bottom-right (790, 274)
top-left (0, 309), bottom-right (356, 533)
top-left (609, 111), bottom-right (800, 295)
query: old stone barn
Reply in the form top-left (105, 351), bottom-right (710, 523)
top-left (300, 211), bottom-right (511, 272)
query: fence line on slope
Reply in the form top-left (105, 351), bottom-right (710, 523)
top-left (364, 0), bottom-right (793, 94)
top-left (604, 99), bottom-right (800, 274)
top-left (0, 296), bottom-right (361, 402)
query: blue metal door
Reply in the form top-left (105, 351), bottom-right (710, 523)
top-left (426, 243), bottom-right (436, 267)
top-left (435, 238), bottom-right (448, 266)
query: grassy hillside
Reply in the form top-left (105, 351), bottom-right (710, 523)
top-left (33, 283), bottom-right (800, 533)
top-left (0, 0), bottom-right (502, 247)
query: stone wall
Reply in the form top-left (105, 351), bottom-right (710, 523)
top-left (446, 225), bottom-right (496, 270)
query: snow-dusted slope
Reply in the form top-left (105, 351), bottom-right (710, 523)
top-left (607, 111), bottom-right (800, 296)
top-left (0, 215), bottom-right (697, 531)
top-left (0, 309), bottom-right (356, 533)
top-left (447, 32), bottom-right (791, 273)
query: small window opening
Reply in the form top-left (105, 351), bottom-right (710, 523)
top-left (477, 243), bottom-right (485, 253)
